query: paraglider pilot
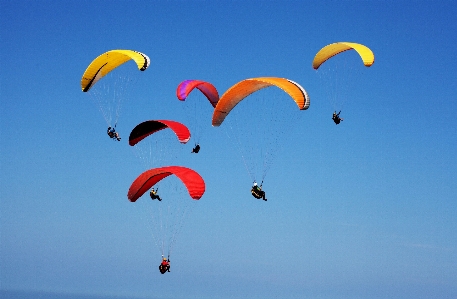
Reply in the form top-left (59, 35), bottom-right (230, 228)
top-left (107, 126), bottom-right (121, 141)
top-left (332, 111), bottom-right (343, 125)
top-left (191, 144), bottom-right (200, 153)
top-left (159, 257), bottom-right (170, 274)
top-left (251, 182), bottom-right (267, 201)
top-left (150, 188), bottom-right (162, 201)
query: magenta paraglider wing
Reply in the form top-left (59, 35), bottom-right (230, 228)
top-left (128, 120), bottom-right (191, 146)
top-left (176, 80), bottom-right (219, 107)
top-left (127, 166), bottom-right (206, 202)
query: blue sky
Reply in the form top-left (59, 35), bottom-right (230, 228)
top-left (1, 1), bottom-right (456, 298)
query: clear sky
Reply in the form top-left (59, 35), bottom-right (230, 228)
top-left (1, 1), bottom-right (456, 299)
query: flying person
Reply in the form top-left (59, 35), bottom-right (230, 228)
top-left (107, 126), bottom-right (121, 141)
top-left (332, 111), bottom-right (343, 125)
top-left (149, 188), bottom-right (162, 201)
top-left (159, 257), bottom-right (170, 274)
top-left (191, 144), bottom-right (200, 153)
top-left (251, 182), bottom-right (267, 201)
top-left (107, 126), bottom-right (115, 138)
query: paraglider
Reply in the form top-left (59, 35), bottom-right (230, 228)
top-left (312, 42), bottom-right (374, 70)
top-left (212, 77), bottom-right (310, 200)
top-left (128, 166), bottom-right (205, 202)
top-left (251, 182), bottom-right (266, 201)
top-left (128, 166), bottom-right (205, 267)
top-left (129, 120), bottom-right (191, 146)
top-left (332, 111), bottom-right (343, 125)
top-left (159, 257), bottom-right (170, 274)
top-left (176, 80), bottom-right (219, 107)
top-left (129, 120), bottom-right (191, 172)
top-left (149, 188), bottom-right (162, 201)
top-left (81, 50), bottom-right (150, 92)
top-left (107, 126), bottom-right (121, 141)
top-left (212, 77), bottom-right (310, 127)
top-left (81, 49), bottom-right (150, 137)
top-left (191, 144), bottom-right (200, 153)
top-left (313, 42), bottom-right (374, 122)
top-left (176, 80), bottom-right (220, 151)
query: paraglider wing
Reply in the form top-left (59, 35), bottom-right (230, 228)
top-left (312, 42), bottom-right (374, 70)
top-left (128, 120), bottom-right (191, 146)
top-left (176, 80), bottom-right (219, 107)
top-left (127, 166), bottom-right (206, 202)
top-left (81, 50), bottom-right (150, 92)
top-left (212, 77), bottom-right (310, 127)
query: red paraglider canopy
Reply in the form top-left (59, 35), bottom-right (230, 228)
top-left (176, 80), bottom-right (219, 108)
top-left (127, 166), bottom-right (206, 202)
top-left (128, 120), bottom-right (191, 146)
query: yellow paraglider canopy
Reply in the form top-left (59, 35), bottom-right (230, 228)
top-left (81, 50), bottom-right (150, 92)
top-left (312, 42), bottom-right (374, 70)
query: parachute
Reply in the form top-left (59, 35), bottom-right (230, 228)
top-left (176, 80), bottom-right (219, 147)
top-left (81, 50), bottom-right (150, 131)
top-left (129, 120), bottom-right (191, 146)
top-left (176, 80), bottom-right (219, 108)
top-left (211, 77), bottom-right (310, 192)
top-left (81, 50), bottom-right (150, 92)
top-left (312, 42), bottom-right (374, 114)
top-left (127, 166), bottom-right (205, 202)
top-left (212, 77), bottom-right (310, 127)
top-left (129, 119), bottom-right (190, 172)
top-left (312, 42), bottom-right (374, 70)
top-left (128, 166), bottom-right (205, 259)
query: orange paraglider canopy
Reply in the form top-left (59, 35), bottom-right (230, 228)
top-left (212, 77), bottom-right (310, 127)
